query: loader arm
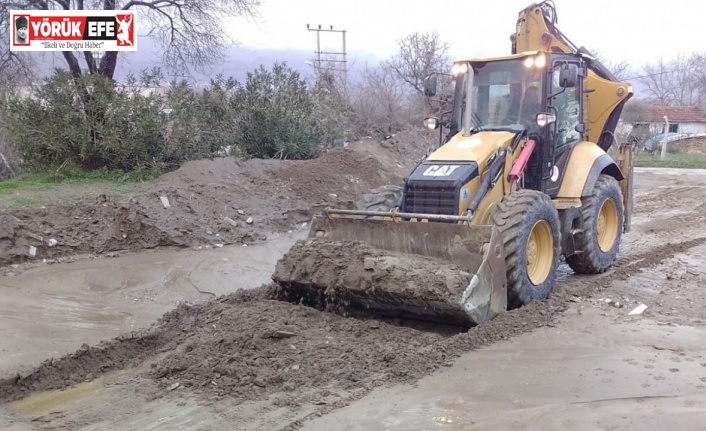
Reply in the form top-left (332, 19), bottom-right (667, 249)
top-left (512, 1), bottom-right (633, 151)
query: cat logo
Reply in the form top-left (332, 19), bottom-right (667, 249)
top-left (423, 165), bottom-right (460, 177)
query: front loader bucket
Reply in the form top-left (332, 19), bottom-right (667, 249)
top-left (272, 213), bottom-right (507, 327)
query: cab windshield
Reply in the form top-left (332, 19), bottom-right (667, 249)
top-left (454, 58), bottom-right (545, 133)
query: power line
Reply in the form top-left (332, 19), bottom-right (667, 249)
top-left (624, 64), bottom-right (706, 82)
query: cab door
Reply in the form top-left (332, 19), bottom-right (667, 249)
top-left (543, 56), bottom-right (585, 198)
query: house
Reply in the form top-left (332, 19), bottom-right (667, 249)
top-left (633, 105), bottom-right (706, 136)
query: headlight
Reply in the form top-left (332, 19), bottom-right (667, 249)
top-left (423, 117), bottom-right (440, 130)
top-left (451, 62), bottom-right (468, 76)
top-left (534, 54), bottom-right (546, 68)
top-left (524, 54), bottom-right (546, 69)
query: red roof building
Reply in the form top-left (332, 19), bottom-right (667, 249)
top-left (646, 105), bottom-right (706, 123)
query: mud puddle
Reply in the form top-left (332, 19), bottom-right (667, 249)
top-left (303, 308), bottom-right (706, 431)
top-left (2, 168), bottom-right (706, 430)
top-left (0, 230), bottom-right (306, 379)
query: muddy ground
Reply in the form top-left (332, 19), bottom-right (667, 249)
top-left (0, 132), bottom-right (705, 429)
top-left (0, 130), bottom-right (434, 270)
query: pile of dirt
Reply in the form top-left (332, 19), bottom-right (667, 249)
top-left (0, 130), bottom-right (435, 268)
top-left (272, 238), bottom-right (475, 325)
top-left (1, 224), bottom-right (699, 409)
top-left (0, 284), bottom-right (558, 407)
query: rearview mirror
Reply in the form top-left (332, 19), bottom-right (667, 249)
top-left (559, 63), bottom-right (579, 88)
top-left (424, 75), bottom-right (438, 97)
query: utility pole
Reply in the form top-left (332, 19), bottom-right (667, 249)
top-left (306, 24), bottom-right (347, 79)
top-left (661, 116), bottom-right (669, 161)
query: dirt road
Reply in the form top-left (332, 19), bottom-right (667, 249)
top-left (0, 167), bottom-right (705, 430)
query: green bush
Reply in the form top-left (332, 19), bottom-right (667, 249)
top-left (3, 71), bottom-right (165, 172)
top-left (233, 62), bottom-right (321, 159)
top-left (0, 63), bottom-right (337, 176)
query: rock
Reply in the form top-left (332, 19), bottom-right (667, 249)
top-left (160, 196), bottom-right (171, 208)
top-left (237, 209), bottom-right (245, 215)
top-left (629, 304), bottom-right (648, 315)
top-left (363, 257), bottom-right (376, 271)
top-left (291, 364), bottom-right (300, 371)
top-left (26, 232), bottom-right (44, 242)
top-left (223, 217), bottom-right (238, 227)
top-left (268, 330), bottom-right (296, 339)
top-left (28, 246), bottom-right (37, 257)
top-left (168, 382), bottom-right (180, 391)
top-left (206, 230), bottom-right (213, 235)
top-left (246, 217), bottom-right (254, 224)
top-left (252, 378), bottom-right (266, 388)
top-left (48, 238), bottom-right (58, 247)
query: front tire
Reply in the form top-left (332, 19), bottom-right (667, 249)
top-left (566, 174), bottom-right (624, 274)
top-left (492, 190), bottom-right (561, 309)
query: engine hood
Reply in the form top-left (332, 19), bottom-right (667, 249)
top-left (426, 131), bottom-right (517, 165)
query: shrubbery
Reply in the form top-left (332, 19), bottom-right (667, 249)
top-left (0, 49), bottom-right (451, 178)
top-left (3, 71), bottom-right (165, 172)
top-left (0, 62), bottom-right (334, 174)
top-left (0, 31), bottom-right (463, 178)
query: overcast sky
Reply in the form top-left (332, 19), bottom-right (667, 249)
top-left (226, 0), bottom-right (704, 77)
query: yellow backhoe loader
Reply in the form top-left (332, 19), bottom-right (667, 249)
top-left (273, 1), bottom-right (634, 327)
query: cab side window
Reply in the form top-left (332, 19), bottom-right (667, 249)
top-left (550, 64), bottom-right (581, 147)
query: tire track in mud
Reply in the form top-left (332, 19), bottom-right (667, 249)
top-left (5, 233), bottom-right (706, 427)
top-left (4, 179), bottom-right (706, 428)
top-left (553, 179), bottom-right (706, 301)
top-left (0, 327), bottom-right (178, 404)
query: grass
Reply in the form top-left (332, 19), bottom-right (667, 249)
top-left (0, 168), bottom-right (161, 195)
top-left (633, 152), bottom-right (706, 169)
top-left (0, 168), bottom-right (162, 211)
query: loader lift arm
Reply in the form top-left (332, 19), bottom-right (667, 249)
top-left (512, 0), bottom-right (633, 151)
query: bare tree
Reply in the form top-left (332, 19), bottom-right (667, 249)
top-left (0, 0), bottom-right (261, 80)
top-left (585, 48), bottom-right (632, 81)
top-left (347, 64), bottom-right (414, 138)
top-left (385, 31), bottom-right (450, 96)
top-left (639, 54), bottom-right (706, 108)
top-left (640, 58), bottom-right (673, 105)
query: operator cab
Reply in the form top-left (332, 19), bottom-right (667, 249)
top-left (425, 51), bottom-right (585, 196)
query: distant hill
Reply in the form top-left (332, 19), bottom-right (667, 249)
top-left (34, 37), bottom-right (383, 84)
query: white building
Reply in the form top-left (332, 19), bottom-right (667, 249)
top-left (636, 105), bottom-right (706, 135)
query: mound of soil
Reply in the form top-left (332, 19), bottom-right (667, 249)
top-left (272, 238), bottom-right (476, 325)
top-left (0, 285), bottom-right (558, 406)
top-left (0, 130), bottom-right (436, 267)
top-left (2, 218), bottom-right (699, 410)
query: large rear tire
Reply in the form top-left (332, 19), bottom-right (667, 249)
top-left (566, 174), bottom-right (624, 274)
top-left (492, 190), bottom-right (561, 309)
top-left (357, 185), bottom-right (404, 212)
